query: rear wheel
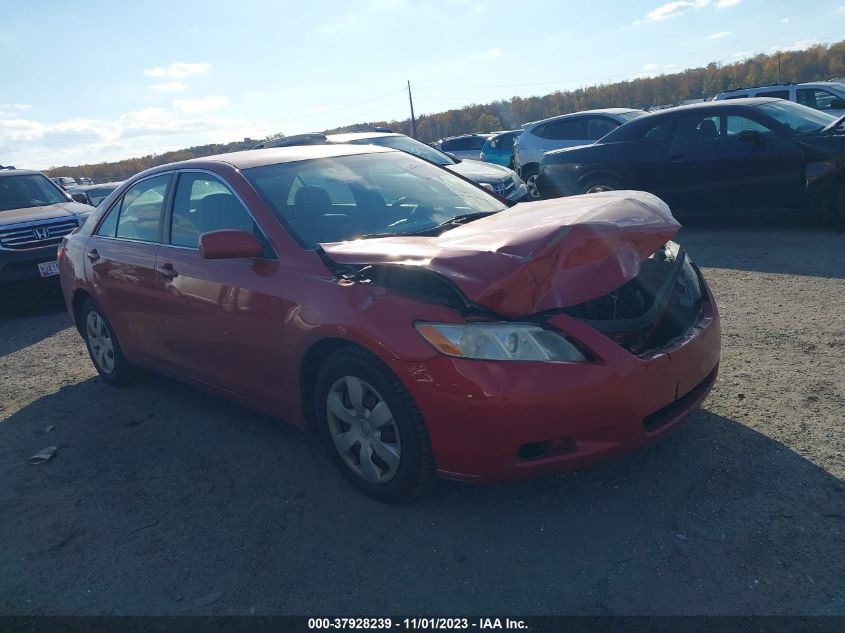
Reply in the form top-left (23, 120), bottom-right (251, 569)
top-left (521, 164), bottom-right (540, 199)
top-left (580, 175), bottom-right (624, 194)
top-left (314, 347), bottom-right (436, 502)
top-left (81, 299), bottom-right (136, 385)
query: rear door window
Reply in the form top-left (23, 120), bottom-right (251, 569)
top-left (756, 89), bottom-right (790, 100)
top-left (535, 118), bottom-right (585, 140)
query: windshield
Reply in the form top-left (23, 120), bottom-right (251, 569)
top-left (756, 101), bottom-right (836, 134)
top-left (346, 135), bottom-right (454, 166)
top-left (244, 151), bottom-right (506, 248)
top-left (0, 174), bottom-right (68, 212)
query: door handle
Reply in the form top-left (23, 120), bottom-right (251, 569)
top-left (156, 263), bottom-right (178, 279)
top-left (86, 249), bottom-right (100, 261)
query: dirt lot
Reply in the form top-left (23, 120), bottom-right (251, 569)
top-left (1, 210), bottom-right (843, 616)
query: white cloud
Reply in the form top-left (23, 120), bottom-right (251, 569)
top-left (488, 47), bottom-right (502, 57)
top-left (780, 17), bottom-right (790, 22)
top-left (707, 30), bottom-right (732, 39)
top-left (172, 95), bottom-right (230, 113)
top-left (149, 81), bottom-right (187, 92)
top-left (715, 0), bottom-right (741, 7)
top-left (643, 63), bottom-right (659, 71)
top-left (142, 62), bottom-right (210, 79)
top-left (837, 5), bottom-right (845, 12)
top-left (732, 50), bottom-right (753, 58)
top-left (0, 107), bottom-right (271, 169)
top-left (642, 0), bottom-right (709, 22)
top-left (773, 39), bottom-right (820, 52)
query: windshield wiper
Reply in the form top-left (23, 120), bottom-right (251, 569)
top-left (358, 211), bottom-right (498, 240)
top-left (821, 114), bottom-right (845, 134)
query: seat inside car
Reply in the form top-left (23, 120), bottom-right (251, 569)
top-left (290, 185), bottom-right (355, 244)
top-left (698, 118), bottom-right (719, 141)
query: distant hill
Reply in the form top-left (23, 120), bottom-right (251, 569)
top-left (45, 41), bottom-right (844, 181)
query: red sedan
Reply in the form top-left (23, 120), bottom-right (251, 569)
top-left (58, 144), bottom-right (720, 502)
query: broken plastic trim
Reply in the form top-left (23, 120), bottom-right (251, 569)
top-left (318, 247), bottom-right (500, 317)
top-left (531, 245), bottom-right (689, 335)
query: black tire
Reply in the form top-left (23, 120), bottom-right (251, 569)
top-left (80, 299), bottom-right (136, 385)
top-left (580, 175), bottom-right (625, 195)
top-left (314, 346), bottom-right (436, 503)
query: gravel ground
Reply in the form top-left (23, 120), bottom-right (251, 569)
top-left (0, 210), bottom-right (843, 616)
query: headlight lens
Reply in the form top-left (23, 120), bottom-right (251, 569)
top-left (415, 322), bottom-right (587, 362)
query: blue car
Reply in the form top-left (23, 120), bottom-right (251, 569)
top-left (480, 130), bottom-right (522, 167)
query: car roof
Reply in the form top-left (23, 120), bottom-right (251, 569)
top-left (438, 133), bottom-right (491, 141)
top-left (0, 169), bottom-right (43, 178)
top-left (68, 182), bottom-right (123, 191)
top-left (664, 97), bottom-right (780, 111)
top-left (148, 143), bottom-right (396, 173)
top-left (524, 108), bottom-right (641, 127)
top-left (718, 81), bottom-right (845, 94)
top-left (327, 132), bottom-right (401, 142)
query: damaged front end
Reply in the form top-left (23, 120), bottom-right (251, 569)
top-left (319, 191), bottom-right (712, 358)
top-left (545, 241), bottom-right (708, 357)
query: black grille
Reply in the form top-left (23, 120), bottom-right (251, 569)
top-left (0, 218), bottom-right (78, 250)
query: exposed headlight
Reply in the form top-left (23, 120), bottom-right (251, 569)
top-left (415, 322), bottom-right (587, 362)
top-left (511, 172), bottom-right (524, 187)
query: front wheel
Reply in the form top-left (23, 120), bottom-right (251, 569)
top-left (81, 299), bottom-right (136, 385)
top-left (314, 347), bottom-right (436, 502)
top-left (580, 176), bottom-right (624, 195)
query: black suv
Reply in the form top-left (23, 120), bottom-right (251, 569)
top-left (0, 168), bottom-right (95, 290)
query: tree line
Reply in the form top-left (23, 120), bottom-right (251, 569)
top-left (45, 41), bottom-right (845, 182)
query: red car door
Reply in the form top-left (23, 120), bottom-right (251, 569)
top-left (84, 173), bottom-right (174, 363)
top-left (154, 170), bottom-right (289, 408)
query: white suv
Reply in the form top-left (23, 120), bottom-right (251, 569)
top-left (713, 82), bottom-right (845, 116)
top-left (512, 108), bottom-right (645, 197)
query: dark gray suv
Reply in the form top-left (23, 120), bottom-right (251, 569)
top-left (0, 168), bottom-right (95, 290)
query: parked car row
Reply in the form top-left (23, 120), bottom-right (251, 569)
top-left (51, 176), bottom-right (94, 189)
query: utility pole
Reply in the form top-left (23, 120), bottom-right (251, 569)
top-left (407, 80), bottom-right (417, 139)
top-left (777, 53), bottom-right (782, 83)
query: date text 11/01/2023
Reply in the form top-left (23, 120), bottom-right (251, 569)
top-left (307, 618), bottom-right (528, 630)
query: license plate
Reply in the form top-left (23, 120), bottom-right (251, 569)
top-left (38, 261), bottom-right (60, 277)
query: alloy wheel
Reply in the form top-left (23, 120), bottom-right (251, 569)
top-left (326, 376), bottom-right (401, 484)
top-left (86, 311), bottom-right (115, 374)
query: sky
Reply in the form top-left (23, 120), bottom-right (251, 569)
top-left (1, 0), bottom-right (844, 170)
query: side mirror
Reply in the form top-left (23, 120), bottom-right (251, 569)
top-left (830, 98), bottom-right (845, 109)
top-left (737, 129), bottom-right (763, 145)
top-left (445, 152), bottom-right (461, 163)
top-left (199, 229), bottom-right (263, 259)
top-left (70, 192), bottom-right (88, 204)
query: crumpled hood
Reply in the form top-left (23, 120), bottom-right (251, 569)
top-left (321, 191), bottom-right (680, 317)
top-left (446, 159), bottom-right (513, 182)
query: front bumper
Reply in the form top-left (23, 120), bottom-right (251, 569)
top-left (387, 296), bottom-right (721, 482)
top-left (0, 244), bottom-right (62, 287)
